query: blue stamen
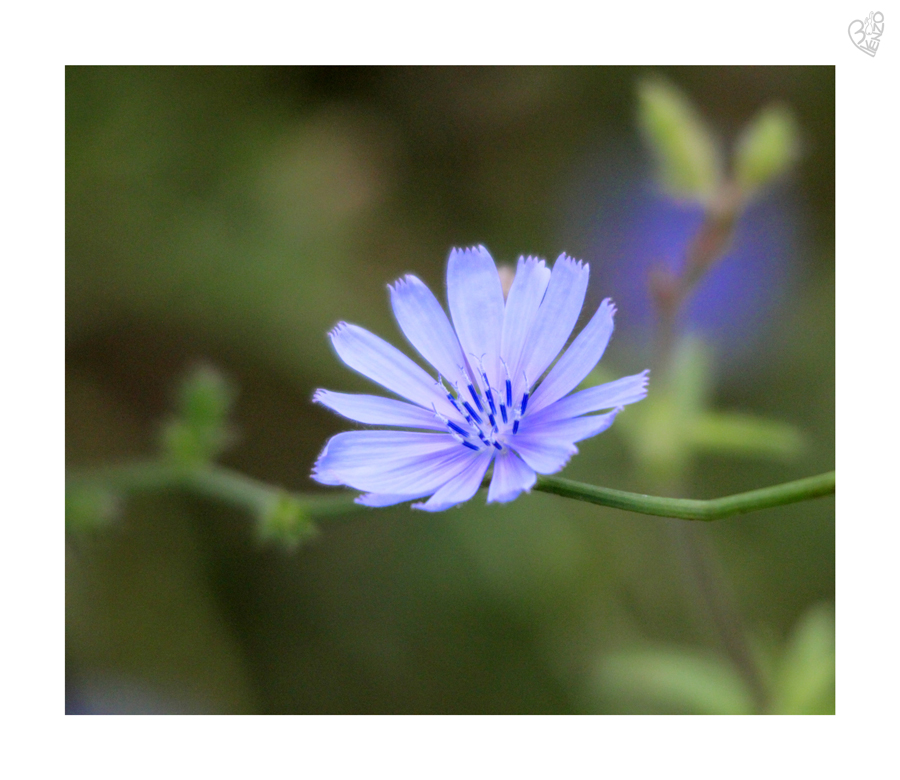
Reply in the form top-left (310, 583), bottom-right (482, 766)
top-left (512, 420), bottom-right (520, 434)
top-left (467, 383), bottom-right (484, 412)
top-left (488, 412), bottom-right (498, 432)
top-left (500, 404), bottom-right (508, 423)
top-left (462, 401), bottom-right (483, 425)
top-left (446, 420), bottom-right (469, 438)
top-left (491, 440), bottom-right (502, 451)
top-left (461, 440), bottom-right (480, 451)
top-left (505, 379), bottom-right (512, 408)
top-left (520, 392), bottom-right (529, 416)
top-left (484, 383), bottom-right (497, 416)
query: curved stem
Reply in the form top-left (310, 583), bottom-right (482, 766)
top-left (68, 461), bottom-right (834, 522)
top-left (533, 470), bottom-right (834, 521)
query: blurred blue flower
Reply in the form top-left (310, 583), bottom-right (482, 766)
top-left (563, 148), bottom-right (801, 366)
top-left (312, 246), bottom-right (648, 511)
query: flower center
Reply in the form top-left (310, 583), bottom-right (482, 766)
top-left (433, 360), bottom-right (531, 452)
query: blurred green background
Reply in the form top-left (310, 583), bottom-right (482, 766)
top-left (66, 66), bottom-right (834, 714)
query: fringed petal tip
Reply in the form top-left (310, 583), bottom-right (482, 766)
top-left (554, 252), bottom-right (589, 274)
top-left (309, 440), bottom-right (339, 485)
top-left (449, 244), bottom-right (494, 261)
top-left (638, 369), bottom-right (651, 394)
top-left (310, 467), bottom-right (341, 486)
top-left (327, 321), bottom-right (348, 341)
top-left (518, 254), bottom-right (548, 270)
top-left (387, 274), bottom-right (420, 293)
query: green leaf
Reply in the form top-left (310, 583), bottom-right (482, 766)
top-left (689, 411), bottom-right (804, 460)
top-left (637, 79), bottom-right (723, 204)
top-left (770, 603), bottom-right (835, 714)
top-left (65, 484), bottom-right (119, 533)
top-left (595, 647), bottom-right (756, 714)
top-left (608, 337), bottom-right (715, 481)
top-left (734, 105), bottom-right (799, 197)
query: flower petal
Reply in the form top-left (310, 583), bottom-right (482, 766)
top-left (527, 371), bottom-right (649, 426)
top-left (355, 492), bottom-right (429, 507)
top-left (412, 448), bottom-right (494, 512)
top-left (521, 254), bottom-right (590, 389)
top-left (527, 299), bottom-right (616, 415)
top-left (390, 275), bottom-right (467, 380)
top-left (447, 246), bottom-right (506, 390)
top-left (506, 439), bottom-right (576, 474)
top-left (500, 256), bottom-right (551, 400)
top-left (517, 407), bottom-right (622, 444)
top-left (487, 449), bottom-right (536, 504)
top-left (311, 430), bottom-right (462, 489)
top-left (313, 389), bottom-right (446, 430)
top-left (329, 322), bottom-right (454, 415)
top-left (329, 445), bottom-right (476, 495)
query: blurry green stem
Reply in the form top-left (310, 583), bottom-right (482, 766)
top-left (533, 471), bottom-right (834, 521)
top-left (68, 462), bottom-right (834, 522)
top-left (67, 462), bottom-right (357, 518)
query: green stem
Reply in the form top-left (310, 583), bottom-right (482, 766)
top-left (533, 470), bottom-right (834, 521)
top-left (68, 461), bottom-right (834, 522)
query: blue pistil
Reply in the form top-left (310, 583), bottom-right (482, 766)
top-left (484, 384), bottom-right (497, 416)
top-left (446, 420), bottom-right (469, 438)
top-left (467, 383), bottom-right (484, 412)
top-left (462, 400), bottom-right (483, 425)
top-left (446, 392), bottom-right (462, 414)
top-left (438, 376), bottom-right (465, 416)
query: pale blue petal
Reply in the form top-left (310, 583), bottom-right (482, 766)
top-left (526, 371), bottom-right (649, 426)
top-left (313, 389), bottom-right (446, 430)
top-left (412, 448), bottom-right (494, 512)
top-left (500, 256), bottom-right (551, 400)
top-left (506, 437), bottom-right (577, 474)
top-left (487, 449), bottom-right (536, 504)
top-left (314, 435), bottom-right (478, 494)
top-left (355, 492), bottom-right (429, 507)
top-left (311, 430), bottom-right (460, 487)
top-left (447, 246), bottom-right (506, 391)
top-left (527, 299), bottom-right (616, 416)
top-left (517, 407), bottom-right (622, 444)
top-left (344, 447), bottom-right (476, 495)
top-left (390, 275), bottom-right (467, 380)
top-left (329, 322), bottom-right (454, 415)
top-left (521, 254), bottom-right (590, 389)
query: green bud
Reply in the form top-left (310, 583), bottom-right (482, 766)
top-left (734, 105), bottom-right (799, 196)
top-left (161, 365), bottom-right (236, 466)
top-left (637, 79), bottom-right (723, 204)
top-left (257, 492), bottom-right (318, 550)
top-left (177, 364), bottom-right (235, 431)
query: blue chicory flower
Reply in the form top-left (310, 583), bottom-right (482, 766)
top-left (312, 246), bottom-right (649, 511)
